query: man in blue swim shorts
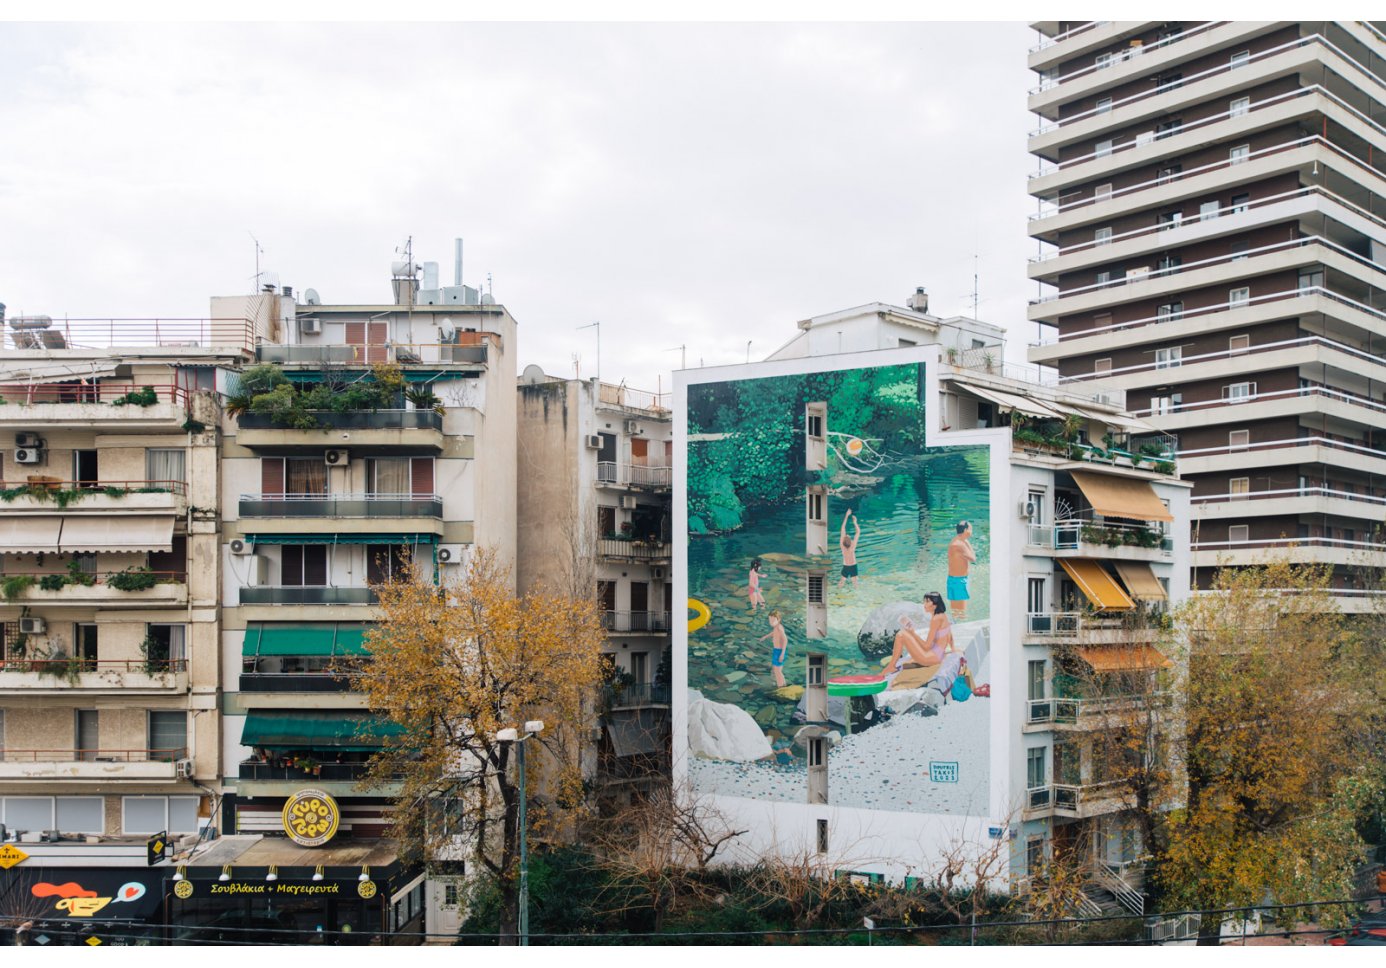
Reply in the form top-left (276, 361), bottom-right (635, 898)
top-left (759, 609), bottom-right (789, 688)
top-left (947, 520), bottom-right (976, 620)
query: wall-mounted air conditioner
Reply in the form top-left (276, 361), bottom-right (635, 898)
top-left (175, 760), bottom-right (194, 778)
top-left (1020, 501), bottom-right (1037, 520)
top-left (299, 317), bottom-right (322, 335)
top-left (652, 567), bottom-right (666, 580)
top-left (16, 432), bottom-right (41, 448)
top-left (229, 539), bottom-right (253, 556)
top-left (14, 448), bottom-right (43, 464)
top-left (585, 435), bottom-right (602, 449)
top-left (324, 449), bottom-right (348, 466)
top-left (19, 617), bottom-right (46, 635)
top-left (438, 544), bottom-right (466, 565)
top-left (620, 495), bottom-right (637, 510)
top-left (623, 419), bottom-right (639, 434)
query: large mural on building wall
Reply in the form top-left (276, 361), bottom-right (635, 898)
top-left (685, 360), bottom-right (993, 814)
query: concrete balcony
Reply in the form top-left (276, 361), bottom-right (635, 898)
top-left (235, 409), bottom-right (453, 453)
top-left (1191, 537), bottom-right (1386, 569)
top-left (0, 748), bottom-right (188, 782)
top-left (1194, 485), bottom-right (1386, 523)
top-left (0, 481), bottom-right (187, 515)
top-left (598, 538), bottom-right (672, 563)
top-left (601, 682), bottom-right (672, 710)
top-left (3, 573), bottom-right (188, 609)
top-left (1138, 386), bottom-right (1386, 436)
top-left (602, 610), bottom-right (671, 634)
top-left (1023, 612), bottom-right (1161, 646)
top-left (239, 586), bottom-right (379, 606)
top-left (1025, 693), bottom-right (1170, 732)
top-left (596, 462), bottom-right (672, 490)
top-left (1024, 780), bottom-right (1130, 820)
top-left (1026, 520), bottom-right (1173, 562)
top-left (1027, 21), bottom-right (1152, 74)
top-left (1178, 436), bottom-right (1386, 479)
top-left (0, 659), bottom-right (188, 695)
top-left (236, 494), bottom-right (446, 537)
top-left (0, 383), bottom-right (191, 430)
top-left (255, 336), bottom-right (490, 370)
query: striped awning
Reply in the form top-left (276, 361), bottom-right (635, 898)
top-left (1059, 558), bottom-right (1135, 611)
top-left (1070, 470), bottom-right (1173, 522)
top-left (1113, 561), bottom-right (1167, 601)
top-left (1075, 645), bottom-right (1173, 672)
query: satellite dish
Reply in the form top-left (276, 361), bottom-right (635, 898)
top-left (438, 317), bottom-right (456, 341)
top-left (304, 289), bottom-right (321, 306)
top-left (520, 364), bottom-right (548, 385)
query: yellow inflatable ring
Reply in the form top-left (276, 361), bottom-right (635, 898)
top-left (687, 598), bottom-right (711, 633)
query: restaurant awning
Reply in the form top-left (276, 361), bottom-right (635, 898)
top-left (241, 711), bottom-right (405, 751)
top-left (1070, 470), bottom-right (1173, 522)
top-left (1059, 558), bottom-right (1135, 611)
top-left (953, 380), bottom-right (1062, 419)
top-left (58, 515), bottom-right (174, 553)
top-left (1113, 561), bottom-right (1168, 601)
top-left (607, 709), bottom-right (669, 757)
top-left (245, 533), bottom-right (438, 546)
top-left (0, 516), bottom-right (63, 554)
top-left (242, 624), bottom-right (373, 657)
top-left (1075, 645), bottom-right (1173, 672)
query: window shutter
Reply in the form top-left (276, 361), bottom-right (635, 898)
top-left (410, 458), bottom-right (434, 497)
top-left (345, 322), bottom-right (365, 346)
top-left (261, 458), bottom-right (284, 497)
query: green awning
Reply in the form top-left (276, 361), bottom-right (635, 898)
top-left (246, 533), bottom-right (439, 546)
top-left (241, 711), bottom-right (405, 751)
top-left (242, 624), bottom-right (373, 657)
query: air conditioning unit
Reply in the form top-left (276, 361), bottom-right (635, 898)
top-left (623, 419), bottom-right (639, 434)
top-left (1020, 501), bottom-right (1037, 520)
top-left (19, 617), bottom-right (46, 635)
top-left (16, 432), bottom-right (41, 448)
top-left (229, 538), bottom-right (253, 556)
top-left (585, 434), bottom-right (602, 449)
top-left (14, 447), bottom-right (43, 464)
top-left (620, 495), bottom-right (638, 510)
top-left (652, 567), bottom-right (666, 580)
top-left (175, 759), bottom-right (194, 779)
top-left (437, 544), bottom-right (466, 565)
top-left (299, 317), bottom-right (322, 335)
top-left (324, 449), bottom-right (348, 466)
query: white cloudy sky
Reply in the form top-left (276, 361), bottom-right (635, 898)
top-left (0, 20), bottom-right (1038, 389)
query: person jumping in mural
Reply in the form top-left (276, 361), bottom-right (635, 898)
top-left (759, 609), bottom-right (789, 688)
top-left (947, 520), bottom-right (977, 620)
top-left (838, 509), bottom-right (862, 588)
top-left (748, 558), bottom-right (766, 611)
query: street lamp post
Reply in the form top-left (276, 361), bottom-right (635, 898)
top-left (495, 720), bottom-right (544, 946)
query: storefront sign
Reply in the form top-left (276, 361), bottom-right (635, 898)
top-left (0, 844), bottom-right (29, 869)
top-left (282, 788), bottom-right (340, 847)
top-left (11, 871), bottom-right (164, 920)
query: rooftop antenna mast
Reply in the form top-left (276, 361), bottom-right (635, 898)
top-left (249, 232), bottom-right (264, 292)
top-left (972, 252), bottom-right (979, 319)
top-left (578, 321), bottom-right (600, 382)
top-left (666, 344), bottom-right (686, 369)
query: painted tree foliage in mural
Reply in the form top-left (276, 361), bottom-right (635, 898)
top-left (687, 364), bottom-right (927, 533)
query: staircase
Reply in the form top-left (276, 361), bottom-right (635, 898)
top-left (1094, 863), bottom-right (1146, 916)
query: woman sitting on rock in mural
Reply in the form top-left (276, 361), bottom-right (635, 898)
top-left (885, 593), bottom-right (991, 703)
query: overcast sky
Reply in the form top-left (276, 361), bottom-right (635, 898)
top-left (0, 21), bottom-right (1038, 390)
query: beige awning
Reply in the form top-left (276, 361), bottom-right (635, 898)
top-left (1070, 470), bottom-right (1173, 522)
top-left (0, 516), bottom-right (63, 554)
top-left (954, 380), bottom-right (1061, 419)
top-left (1113, 561), bottom-right (1167, 601)
top-left (1072, 406), bottom-right (1159, 435)
top-left (58, 516), bottom-right (174, 553)
top-left (1075, 645), bottom-right (1173, 672)
top-left (0, 362), bottom-right (119, 385)
top-left (1058, 558), bottom-right (1135, 611)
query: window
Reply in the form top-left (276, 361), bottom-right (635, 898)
top-left (1156, 72), bottom-right (1182, 92)
top-left (1229, 144), bottom-right (1250, 165)
top-left (1095, 139), bottom-right (1114, 158)
top-left (597, 505), bottom-right (616, 536)
top-left (597, 580), bottom-right (615, 612)
top-left (1094, 182), bottom-right (1113, 201)
top-left (1093, 312), bottom-right (1112, 331)
top-left (145, 624), bottom-right (187, 667)
top-left (817, 818), bottom-right (829, 853)
top-left (148, 711), bottom-right (188, 760)
top-left (1027, 747), bottom-right (1048, 789)
top-left (1158, 210), bottom-right (1182, 231)
top-left (1224, 382), bottom-right (1256, 401)
top-left (1200, 200), bottom-right (1220, 221)
top-left (146, 448), bottom-right (185, 487)
top-left (1229, 524), bottom-right (1250, 543)
top-left (1157, 253), bottom-right (1182, 274)
top-left (1136, 129), bottom-right (1155, 147)
top-left (1095, 51), bottom-right (1116, 69)
top-left (368, 457), bottom-right (434, 497)
top-left (366, 544), bottom-right (410, 585)
top-left (807, 488), bottom-right (825, 522)
top-left (0, 797), bottom-right (103, 835)
top-left (630, 651), bottom-right (649, 684)
top-left (1299, 268), bottom-right (1324, 292)
top-left (1027, 575), bottom-right (1046, 615)
top-left (1094, 226), bottom-right (1113, 246)
top-left (1028, 660), bottom-right (1046, 701)
top-left (1094, 358), bottom-right (1112, 373)
top-left (1151, 394), bottom-right (1181, 415)
top-left (75, 623), bottom-right (98, 669)
top-left (444, 884), bottom-right (460, 907)
top-left (261, 457), bottom-right (327, 498)
top-left (1229, 96), bottom-right (1250, 118)
top-left (1229, 429), bottom-right (1250, 449)
top-left (1155, 346), bottom-right (1182, 369)
top-left (1027, 493), bottom-right (1045, 527)
top-left (808, 738), bottom-right (825, 768)
top-left (1157, 302), bottom-right (1184, 321)
top-left (1230, 239), bottom-right (1250, 260)
top-left (807, 571), bottom-right (826, 604)
top-left (1229, 334), bottom-right (1250, 354)
top-left (1230, 49), bottom-right (1250, 68)
top-left (281, 545), bottom-right (328, 585)
top-left (74, 450), bottom-right (98, 488)
top-left (1156, 119), bottom-right (1182, 140)
top-left (122, 795), bottom-right (199, 835)
top-left (1027, 836), bottom-right (1045, 874)
top-left (1229, 287), bottom-right (1250, 308)
top-left (1230, 477), bottom-right (1250, 498)
top-left (1095, 97), bottom-right (1112, 114)
top-left (1157, 164), bottom-right (1182, 183)
top-left (1230, 193), bottom-right (1249, 214)
top-left (1095, 270), bottom-right (1112, 287)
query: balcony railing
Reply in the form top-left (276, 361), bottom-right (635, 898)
top-left (602, 610), bottom-right (671, 633)
top-left (236, 409), bottom-right (443, 432)
top-left (602, 682), bottom-right (673, 708)
top-left (3, 571), bottom-right (187, 601)
top-left (238, 760), bottom-right (374, 782)
top-left (1051, 518), bottom-right (1171, 555)
top-left (238, 673), bottom-right (353, 692)
top-left (0, 479), bottom-right (187, 505)
top-left (1132, 384), bottom-right (1386, 423)
top-left (597, 462), bottom-right (672, 488)
top-left (1191, 536), bottom-right (1386, 556)
top-left (5, 317), bottom-right (254, 351)
top-left (1026, 693), bottom-right (1168, 725)
top-left (1012, 438), bottom-right (1177, 475)
top-left (598, 538), bottom-right (672, 560)
top-left (1027, 780), bottom-right (1127, 813)
top-left (1028, 20), bottom-right (1106, 55)
top-left (597, 383), bottom-right (670, 415)
top-left (0, 747), bottom-right (187, 763)
top-left (239, 586), bottom-right (378, 605)
top-left (255, 336), bottom-right (491, 367)
top-left (1197, 485), bottom-right (1386, 508)
top-left (1025, 612), bottom-right (1163, 640)
top-left (0, 658), bottom-right (187, 675)
top-left (1178, 434), bottom-right (1386, 464)
top-left (238, 493), bottom-right (444, 518)
top-left (1028, 21), bottom-right (1226, 90)
top-left (0, 382), bottom-right (189, 406)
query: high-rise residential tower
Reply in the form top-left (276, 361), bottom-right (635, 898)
top-left (1026, 21), bottom-right (1386, 600)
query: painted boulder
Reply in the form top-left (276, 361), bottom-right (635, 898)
top-left (856, 600), bottom-right (930, 659)
top-left (687, 689), bottom-right (773, 761)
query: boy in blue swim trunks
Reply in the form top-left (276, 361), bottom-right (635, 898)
top-left (947, 520), bottom-right (976, 620)
top-left (759, 609), bottom-right (788, 688)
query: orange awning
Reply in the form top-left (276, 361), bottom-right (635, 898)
top-left (1113, 561), bottom-right (1167, 601)
top-left (1076, 645), bottom-right (1173, 672)
top-left (1070, 470), bottom-right (1173, 522)
top-left (1059, 558), bottom-right (1135, 611)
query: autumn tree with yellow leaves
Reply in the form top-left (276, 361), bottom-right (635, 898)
top-left (1158, 561), bottom-right (1386, 941)
top-left (348, 548), bottom-right (607, 943)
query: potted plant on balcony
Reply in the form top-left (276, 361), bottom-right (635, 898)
top-left (108, 567), bottom-right (159, 592)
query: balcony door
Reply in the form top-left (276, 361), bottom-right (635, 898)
top-left (629, 581), bottom-right (649, 624)
top-left (147, 711), bottom-right (188, 761)
top-left (73, 450), bottom-right (98, 489)
top-left (368, 457), bottom-right (434, 497)
top-left (346, 320), bottom-right (389, 364)
top-left (282, 545), bottom-right (328, 586)
top-left (75, 709), bottom-right (99, 761)
top-left (262, 458), bottom-right (327, 499)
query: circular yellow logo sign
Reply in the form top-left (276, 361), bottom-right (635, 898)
top-left (357, 880), bottom-right (377, 899)
top-left (282, 789), bottom-right (340, 847)
top-left (174, 880), bottom-right (194, 899)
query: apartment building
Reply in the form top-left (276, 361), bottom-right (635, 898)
top-left (0, 308), bottom-right (248, 932)
top-left (1026, 21), bottom-right (1386, 600)
top-left (516, 369), bottom-right (672, 806)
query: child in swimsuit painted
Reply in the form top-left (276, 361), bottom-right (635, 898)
top-left (759, 609), bottom-right (788, 688)
top-left (838, 509), bottom-right (861, 588)
top-left (748, 558), bottom-right (766, 611)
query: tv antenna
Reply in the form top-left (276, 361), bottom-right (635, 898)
top-left (665, 344), bottom-right (686, 369)
top-left (248, 232), bottom-right (264, 291)
top-left (578, 321), bottom-right (600, 381)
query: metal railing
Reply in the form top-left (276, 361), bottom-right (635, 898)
top-left (1026, 693), bottom-right (1168, 725)
top-left (238, 493), bottom-right (443, 518)
top-left (5, 571), bottom-right (187, 595)
top-left (238, 673), bottom-right (353, 692)
top-left (0, 382), bottom-right (189, 406)
top-left (1197, 484), bottom-right (1386, 507)
top-left (1179, 434), bottom-right (1386, 463)
top-left (1052, 518), bottom-right (1171, 554)
top-left (236, 409), bottom-right (444, 431)
top-left (602, 610), bottom-right (672, 633)
top-left (596, 462), bottom-right (672, 487)
top-left (597, 382), bottom-right (670, 415)
top-left (6, 317), bottom-right (255, 351)
top-left (1192, 536), bottom-right (1386, 555)
top-left (0, 747), bottom-right (188, 763)
top-left (0, 479), bottom-right (187, 497)
top-left (602, 682), bottom-right (673, 708)
top-left (1097, 863), bottom-right (1146, 916)
top-left (238, 760), bottom-right (373, 781)
top-left (1132, 384), bottom-right (1386, 421)
top-left (0, 658), bottom-right (187, 674)
top-left (1029, 21), bottom-right (1226, 90)
top-left (239, 586), bottom-right (379, 605)
top-left (1025, 612), bottom-right (1163, 637)
top-left (255, 335), bottom-right (491, 367)
top-left (1028, 780), bottom-right (1128, 813)
top-left (598, 538), bottom-right (672, 560)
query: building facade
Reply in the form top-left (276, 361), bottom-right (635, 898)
top-left (1026, 21), bottom-right (1386, 601)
